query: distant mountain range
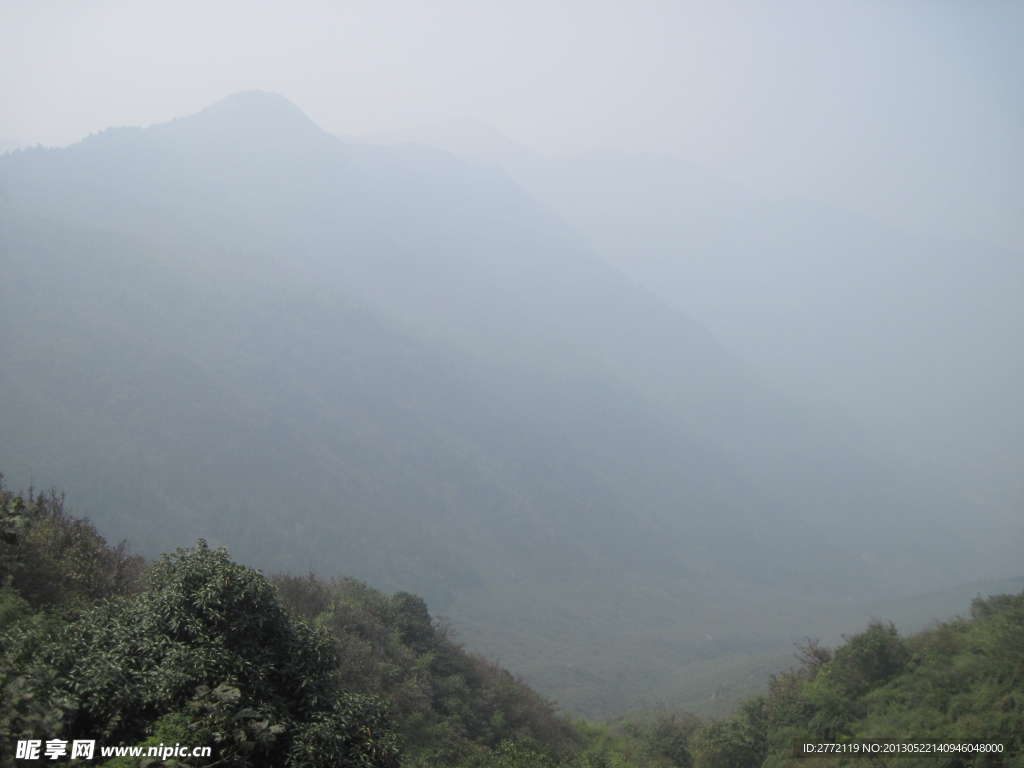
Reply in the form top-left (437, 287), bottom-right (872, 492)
top-left (354, 119), bottom-right (1024, 516)
top-left (1, 92), bottom-right (1019, 715)
top-left (0, 140), bottom-right (29, 155)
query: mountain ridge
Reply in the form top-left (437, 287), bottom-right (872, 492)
top-left (352, 117), bottom-right (1024, 519)
top-left (1, 91), bottom-right (1016, 715)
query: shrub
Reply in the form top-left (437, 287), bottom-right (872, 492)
top-left (1, 542), bottom-right (398, 768)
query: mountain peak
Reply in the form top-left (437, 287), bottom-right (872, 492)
top-left (153, 90), bottom-right (327, 148)
top-left (204, 90), bottom-right (312, 122)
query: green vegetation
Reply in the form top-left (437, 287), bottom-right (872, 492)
top-left (0, 477), bottom-right (599, 766)
top-left (0, 486), bottom-right (144, 621)
top-left (271, 574), bottom-right (578, 765)
top-left (0, 481), bottom-right (399, 767)
top-left (3, 475), bottom-right (1023, 767)
top-left (4, 90), bottom-right (1019, 718)
top-left (685, 606), bottom-right (1024, 768)
top-left (4, 186), bottom-right (1010, 722)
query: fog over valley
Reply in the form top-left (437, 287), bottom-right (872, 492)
top-left (356, 119), bottom-right (1024, 512)
top-left (0, 4), bottom-right (1021, 758)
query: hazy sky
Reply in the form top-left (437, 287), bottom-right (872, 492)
top-left (1, 0), bottom-right (1022, 250)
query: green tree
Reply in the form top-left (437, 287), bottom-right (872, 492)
top-left (1, 541), bottom-right (398, 768)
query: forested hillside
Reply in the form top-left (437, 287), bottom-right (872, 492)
top-left (359, 119), bottom-right (1024, 515)
top-left (2, 480), bottom-right (1021, 767)
top-left (1, 91), bottom-right (1019, 714)
top-left (687, 596), bottom-right (1024, 768)
top-left (0, 480), bottom-right (575, 767)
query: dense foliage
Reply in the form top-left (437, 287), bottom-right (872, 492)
top-left (684, 604), bottom-right (1024, 768)
top-left (272, 574), bottom-right (578, 766)
top-left (0, 480), bottom-right (398, 768)
top-left (0, 482), bottom-right (144, 620)
top-left (3, 475), bottom-right (1022, 768)
top-left (0, 479), bottom-right (589, 767)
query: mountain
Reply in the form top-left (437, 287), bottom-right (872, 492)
top-left (0, 140), bottom-right (29, 155)
top-left (356, 119), bottom-right (1024, 517)
top-left (1, 92), bottom-right (1018, 715)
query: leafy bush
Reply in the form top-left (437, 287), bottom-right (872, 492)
top-left (686, 595), bottom-right (1024, 768)
top-left (1, 542), bottom-right (398, 767)
top-left (0, 478), bottom-right (145, 612)
top-left (272, 573), bottom-right (578, 765)
top-left (645, 711), bottom-right (701, 767)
